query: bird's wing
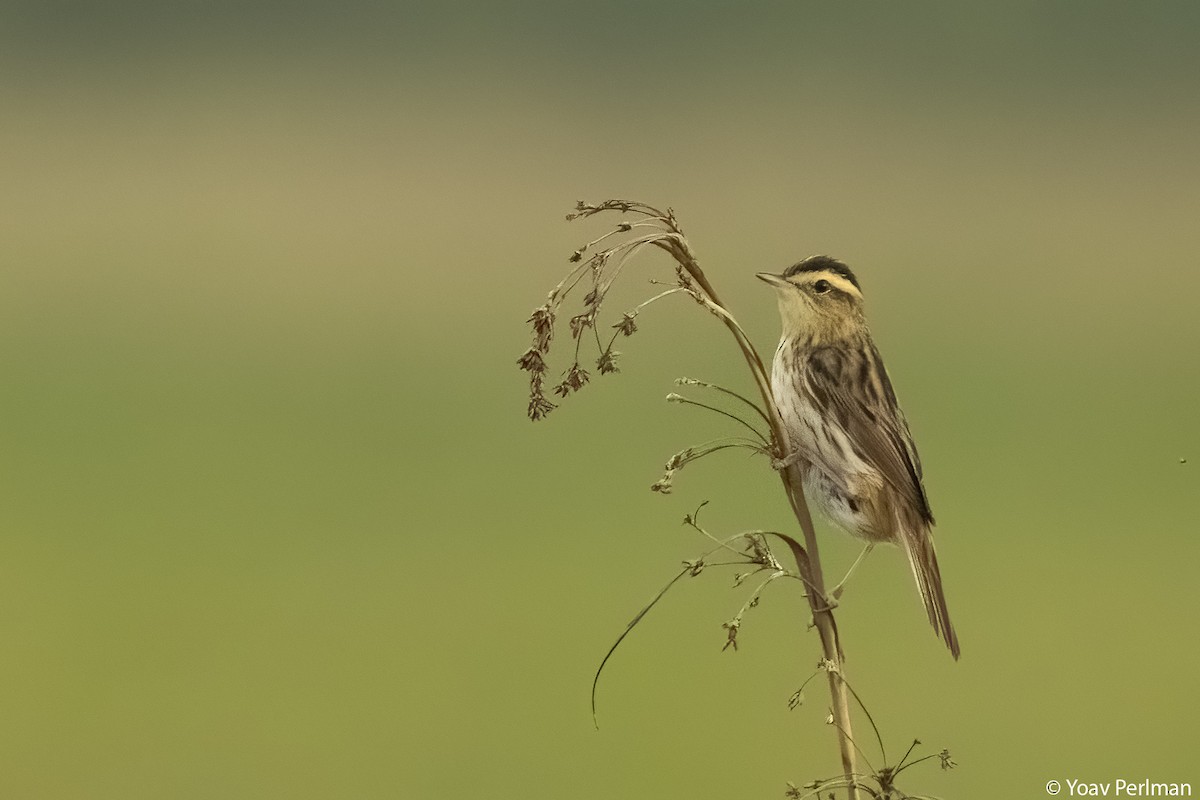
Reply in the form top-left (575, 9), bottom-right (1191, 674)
top-left (804, 345), bottom-right (934, 525)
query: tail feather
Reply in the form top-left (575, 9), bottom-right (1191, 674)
top-left (901, 525), bottom-right (960, 659)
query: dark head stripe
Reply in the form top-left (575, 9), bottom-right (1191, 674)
top-left (783, 255), bottom-right (861, 290)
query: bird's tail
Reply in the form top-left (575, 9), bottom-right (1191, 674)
top-left (901, 525), bottom-right (960, 659)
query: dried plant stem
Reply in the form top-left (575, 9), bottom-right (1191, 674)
top-left (650, 216), bottom-right (862, 798)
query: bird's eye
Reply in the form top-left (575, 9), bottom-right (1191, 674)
top-left (813, 279), bottom-right (832, 294)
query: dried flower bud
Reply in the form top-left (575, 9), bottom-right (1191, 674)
top-left (569, 249), bottom-right (584, 262)
top-left (722, 621), bottom-right (739, 651)
top-left (665, 392), bottom-right (684, 403)
top-left (617, 222), bottom-right (632, 232)
top-left (650, 472), bottom-right (674, 493)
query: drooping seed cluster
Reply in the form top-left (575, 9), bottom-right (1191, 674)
top-left (517, 201), bottom-right (705, 421)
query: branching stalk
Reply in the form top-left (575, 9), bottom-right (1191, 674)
top-left (527, 200), bottom-right (872, 796)
top-left (630, 203), bottom-right (861, 795)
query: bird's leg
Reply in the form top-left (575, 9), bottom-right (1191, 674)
top-left (829, 544), bottom-right (875, 600)
top-left (771, 449), bottom-right (803, 471)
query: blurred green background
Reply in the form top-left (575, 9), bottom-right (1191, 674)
top-left (2, 2), bottom-right (1198, 797)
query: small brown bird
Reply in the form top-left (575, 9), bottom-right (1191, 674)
top-left (758, 256), bottom-right (959, 658)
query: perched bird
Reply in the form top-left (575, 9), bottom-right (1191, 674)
top-left (758, 256), bottom-right (959, 659)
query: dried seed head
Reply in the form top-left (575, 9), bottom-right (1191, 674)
top-left (527, 305), bottom-right (555, 352)
top-left (675, 265), bottom-right (695, 290)
top-left (613, 313), bottom-right (638, 336)
top-left (527, 373), bottom-right (557, 421)
top-left (564, 200), bottom-right (590, 220)
top-left (565, 363), bottom-right (590, 391)
top-left (569, 312), bottom-right (594, 339)
top-left (516, 348), bottom-right (546, 373)
top-left (596, 349), bottom-right (620, 374)
top-left (528, 393), bottom-right (557, 421)
top-left (744, 533), bottom-right (771, 564)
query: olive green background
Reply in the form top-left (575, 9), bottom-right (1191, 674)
top-left (2, 2), bottom-right (1198, 797)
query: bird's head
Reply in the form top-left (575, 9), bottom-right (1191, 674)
top-left (756, 255), bottom-right (866, 341)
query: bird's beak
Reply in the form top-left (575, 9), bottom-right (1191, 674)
top-left (756, 272), bottom-right (787, 288)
